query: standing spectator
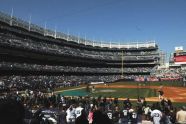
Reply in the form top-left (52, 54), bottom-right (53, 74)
top-left (58, 104), bottom-right (67, 124)
top-left (75, 109), bottom-right (89, 124)
top-left (33, 101), bottom-right (58, 124)
top-left (0, 98), bottom-right (25, 124)
top-left (66, 105), bottom-right (76, 124)
top-left (112, 106), bottom-right (121, 124)
top-left (92, 106), bottom-right (112, 124)
top-left (123, 98), bottom-right (132, 109)
top-left (106, 107), bottom-right (114, 123)
top-left (88, 106), bottom-right (94, 124)
top-left (75, 103), bottom-right (84, 118)
top-left (169, 107), bottom-right (177, 124)
top-left (151, 103), bottom-right (162, 124)
top-left (176, 106), bottom-right (186, 124)
top-left (129, 107), bottom-right (138, 124)
top-left (143, 105), bottom-right (152, 120)
top-left (121, 106), bottom-right (129, 124)
top-left (136, 106), bottom-right (143, 124)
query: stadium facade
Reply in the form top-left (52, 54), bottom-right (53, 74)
top-left (169, 46), bottom-right (186, 77)
top-left (0, 11), bottom-right (160, 89)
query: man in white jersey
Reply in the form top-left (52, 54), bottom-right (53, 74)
top-left (66, 105), bottom-right (76, 123)
top-left (151, 109), bottom-right (162, 124)
top-left (75, 103), bottom-right (84, 118)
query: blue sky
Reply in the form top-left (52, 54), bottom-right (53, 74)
top-left (0, 0), bottom-right (186, 55)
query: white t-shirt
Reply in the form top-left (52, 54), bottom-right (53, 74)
top-left (123, 109), bottom-right (128, 117)
top-left (66, 108), bottom-right (76, 122)
top-left (144, 106), bottom-right (151, 115)
top-left (151, 109), bottom-right (162, 124)
top-left (75, 107), bottom-right (83, 118)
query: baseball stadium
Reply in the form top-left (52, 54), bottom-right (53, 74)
top-left (0, 3), bottom-right (186, 124)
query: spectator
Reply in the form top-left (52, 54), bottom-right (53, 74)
top-left (88, 106), bottom-right (94, 124)
top-left (92, 106), bottom-right (112, 124)
top-left (66, 105), bottom-right (76, 124)
top-left (75, 109), bottom-right (89, 124)
top-left (150, 103), bottom-right (162, 124)
top-left (0, 98), bottom-right (25, 124)
top-left (75, 103), bottom-right (84, 118)
top-left (123, 98), bottom-right (132, 109)
top-left (58, 104), bottom-right (67, 124)
top-left (176, 106), bottom-right (186, 124)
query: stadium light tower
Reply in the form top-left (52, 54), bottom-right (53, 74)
top-left (10, 8), bottom-right (14, 26)
top-left (92, 37), bottom-right (95, 47)
top-left (28, 15), bottom-right (32, 31)
top-left (44, 22), bottom-right (47, 36)
top-left (77, 33), bottom-right (80, 44)
top-left (121, 50), bottom-right (124, 79)
top-left (54, 25), bottom-right (57, 39)
top-left (67, 29), bottom-right (70, 41)
top-left (84, 35), bottom-right (87, 45)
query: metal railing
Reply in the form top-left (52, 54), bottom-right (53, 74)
top-left (0, 11), bottom-right (157, 49)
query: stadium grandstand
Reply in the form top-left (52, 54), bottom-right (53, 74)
top-left (1, 10), bottom-right (186, 124)
top-left (0, 11), bottom-right (160, 90)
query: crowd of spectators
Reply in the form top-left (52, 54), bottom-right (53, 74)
top-left (0, 33), bottom-right (159, 61)
top-left (152, 68), bottom-right (182, 81)
top-left (2, 11), bottom-right (186, 124)
top-left (0, 61), bottom-right (153, 73)
top-left (0, 90), bottom-right (186, 124)
top-left (0, 75), bottom-right (121, 92)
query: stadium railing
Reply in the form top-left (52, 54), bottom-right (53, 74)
top-left (0, 11), bottom-right (157, 49)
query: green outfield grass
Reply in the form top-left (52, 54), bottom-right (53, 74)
top-left (56, 81), bottom-right (186, 107)
top-left (55, 81), bottom-right (184, 92)
top-left (89, 88), bottom-right (157, 98)
top-left (56, 81), bottom-right (183, 98)
top-left (58, 87), bottom-right (157, 99)
top-left (113, 81), bottom-right (183, 87)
